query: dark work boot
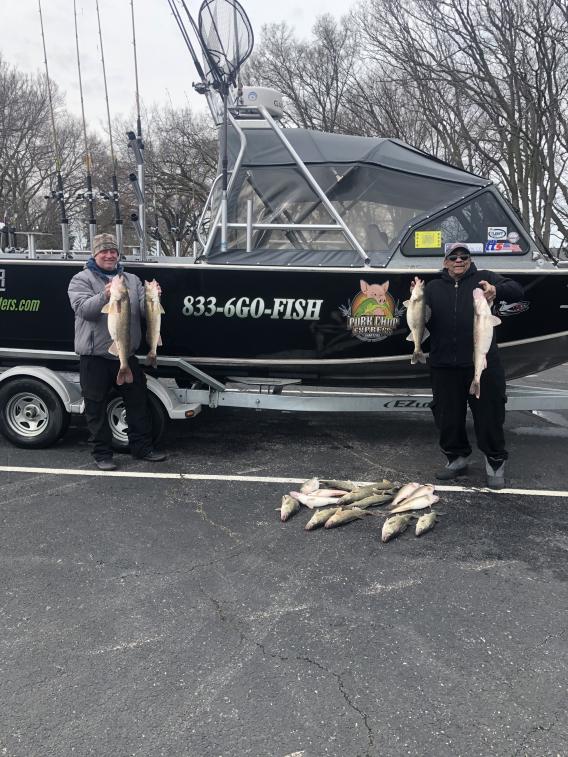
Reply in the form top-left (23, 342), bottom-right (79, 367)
top-left (95, 458), bottom-right (117, 471)
top-left (485, 458), bottom-right (506, 489)
top-left (435, 456), bottom-right (470, 481)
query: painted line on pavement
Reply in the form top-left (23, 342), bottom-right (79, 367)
top-left (0, 465), bottom-right (567, 499)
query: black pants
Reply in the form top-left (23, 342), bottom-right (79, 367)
top-left (80, 355), bottom-right (152, 461)
top-left (430, 360), bottom-right (508, 467)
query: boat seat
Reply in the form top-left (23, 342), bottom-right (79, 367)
top-left (366, 224), bottom-right (389, 250)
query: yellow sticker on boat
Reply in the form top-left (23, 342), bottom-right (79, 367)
top-left (415, 230), bottom-right (442, 248)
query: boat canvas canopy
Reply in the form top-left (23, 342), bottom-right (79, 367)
top-left (206, 127), bottom-right (491, 265)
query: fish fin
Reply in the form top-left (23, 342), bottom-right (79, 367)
top-left (406, 333), bottom-right (414, 342)
top-left (116, 366), bottom-right (133, 385)
top-left (108, 342), bottom-right (119, 356)
top-left (102, 301), bottom-right (120, 314)
top-left (412, 351), bottom-right (426, 364)
top-left (158, 334), bottom-right (163, 346)
top-left (421, 327), bottom-right (429, 342)
top-left (159, 305), bottom-right (165, 314)
top-left (402, 300), bottom-right (410, 308)
top-left (101, 303), bottom-right (111, 314)
top-left (146, 353), bottom-right (157, 369)
top-left (490, 315), bottom-right (501, 326)
top-left (469, 379), bottom-right (480, 398)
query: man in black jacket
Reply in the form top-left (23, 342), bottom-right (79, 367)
top-left (415, 246), bottom-right (524, 489)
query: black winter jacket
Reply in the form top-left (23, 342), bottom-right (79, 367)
top-left (424, 262), bottom-right (524, 368)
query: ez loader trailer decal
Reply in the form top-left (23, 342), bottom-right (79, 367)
top-left (2, 351), bottom-right (568, 449)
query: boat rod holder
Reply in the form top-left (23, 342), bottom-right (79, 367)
top-left (127, 130), bottom-right (146, 260)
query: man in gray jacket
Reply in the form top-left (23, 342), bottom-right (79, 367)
top-left (68, 233), bottom-right (166, 470)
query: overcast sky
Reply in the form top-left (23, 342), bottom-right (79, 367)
top-left (2, 0), bottom-right (345, 131)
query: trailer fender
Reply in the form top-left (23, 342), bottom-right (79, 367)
top-left (144, 375), bottom-right (201, 420)
top-left (0, 366), bottom-right (83, 413)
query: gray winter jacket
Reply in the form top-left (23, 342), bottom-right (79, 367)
top-left (68, 268), bottom-right (145, 358)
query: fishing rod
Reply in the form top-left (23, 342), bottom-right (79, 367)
top-left (95, 0), bottom-right (124, 256)
top-left (73, 0), bottom-right (97, 252)
top-left (38, 0), bottom-right (70, 255)
top-left (127, 0), bottom-right (146, 259)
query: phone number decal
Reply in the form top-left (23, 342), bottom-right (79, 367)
top-left (182, 296), bottom-right (323, 321)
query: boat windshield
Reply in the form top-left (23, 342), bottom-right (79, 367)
top-left (220, 162), bottom-right (473, 254)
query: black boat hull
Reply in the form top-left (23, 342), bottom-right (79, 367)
top-left (1, 260), bottom-right (567, 387)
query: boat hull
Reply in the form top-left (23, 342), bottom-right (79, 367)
top-left (1, 260), bottom-right (567, 387)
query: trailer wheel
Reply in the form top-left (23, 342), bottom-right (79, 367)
top-left (106, 392), bottom-right (167, 452)
top-left (0, 378), bottom-right (70, 448)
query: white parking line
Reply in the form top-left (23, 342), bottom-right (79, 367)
top-left (0, 465), bottom-right (567, 499)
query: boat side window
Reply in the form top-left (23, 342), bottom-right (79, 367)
top-left (218, 163), bottom-right (469, 253)
top-left (401, 191), bottom-right (530, 257)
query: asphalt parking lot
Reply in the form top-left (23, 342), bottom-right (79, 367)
top-left (1, 367), bottom-right (568, 757)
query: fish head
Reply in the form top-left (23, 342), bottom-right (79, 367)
top-left (145, 280), bottom-right (160, 301)
top-left (109, 275), bottom-right (127, 300)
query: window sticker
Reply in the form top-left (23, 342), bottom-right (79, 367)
top-left (415, 230), bottom-right (442, 248)
top-left (507, 231), bottom-right (520, 243)
top-left (484, 241), bottom-right (522, 252)
top-left (444, 242), bottom-right (483, 254)
top-left (487, 226), bottom-right (508, 240)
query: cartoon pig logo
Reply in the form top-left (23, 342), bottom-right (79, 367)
top-left (353, 279), bottom-right (394, 317)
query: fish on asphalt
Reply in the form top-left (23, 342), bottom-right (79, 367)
top-left (280, 494), bottom-right (301, 522)
top-left (312, 488), bottom-right (349, 498)
top-left (289, 491), bottom-right (342, 508)
top-left (403, 278), bottom-right (430, 365)
top-left (415, 511), bottom-right (438, 537)
top-left (319, 479), bottom-right (357, 491)
top-left (324, 506), bottom-right (374, 529)
top-left (387, 492), bottom-right (439, 514)
top-left (470, 287), bottom-right (501, 399)
top-left (300, 478), bottom-right (320, 494)
top-left (390, 482), bottom-right (422, 506)
top-left (101, 275), bottom-right (133, 385)
top-left (387, 484), bottom-right (434, 509)
top-left (381, 513), bottom-right (413, 543)
top-left (304, 506), bottom-right (341, 531)
top-left (336, 485), bottom-right (387, 506)
top-left (345, 492), bottom-right (395, 510)
top-left (144, 279), bottom-right (165, 369)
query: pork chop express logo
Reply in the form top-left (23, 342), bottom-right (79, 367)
top-left (340, 279), bottom-right (403, 342)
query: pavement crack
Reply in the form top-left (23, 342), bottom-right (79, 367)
top-left (511, 709), bottom-right (562, 756)
top-left (195, 501), bottom-right (242, 542)
top-left (255, 642), bottom-right (374, 755)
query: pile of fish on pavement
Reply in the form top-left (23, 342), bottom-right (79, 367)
top-left (280, 478), bottom-right (441, 542)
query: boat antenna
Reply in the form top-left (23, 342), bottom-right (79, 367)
top-left (197, 0), bottom-right (254, 251)
top-left (95, 0), bottom-right (124, 255)
top-left (130, 0), bottom-right (143, 142)
top-left (73, 0), bottom-right (97, 253)
top-left (38, 0), bottom-right (70, 255)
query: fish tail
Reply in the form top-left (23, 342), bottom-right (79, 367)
top-left (469, 379), bottom-right (480, 398)
top-left (411, 350), bottom-right (426, 365)
top-left (117, 366), bottom-right (134, 385)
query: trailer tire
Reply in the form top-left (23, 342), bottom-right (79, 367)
top-left (0, 378), bottom-right (70, 448)
top-left (106, 392), bottom-right (168, 452)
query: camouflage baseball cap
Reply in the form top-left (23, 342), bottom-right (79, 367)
top-left (92, 233), bottom-right (119, 256)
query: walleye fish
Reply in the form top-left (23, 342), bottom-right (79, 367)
top-left (319, 479), bottom-right (357, 491)
top-left (336, 485), bottom-right (384, 506)
top-left (390, 482), bottom-right (421, 507)
top-left (415, 511), bottom-right (438, 537)
top-left (280, 494), bottom-right (301, 522)
top-left (289, 491), bottom-right (341, 508)
top-left (300, 478), bottom-right (320, 494)
top-left (381, 513), bottom-right (413, 543)
top-left (387, 492), bottom-right (439, 514)
top-left (305, 506), bottom-right (341, 531)
top-left (312, 489), bottom-right (348, 498)
top-left (101, 275), bottom-right (133, 385)
top-left (144, 279), bottom-right (165, 369)
top-left (404, 278), bottom-right (430, 364)
top-left (324, 506), bottom-right (373, 529)
top-left (470, 287), bottom-right (501, 399)
top-left (346, 492), bottom-right (394, 510)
